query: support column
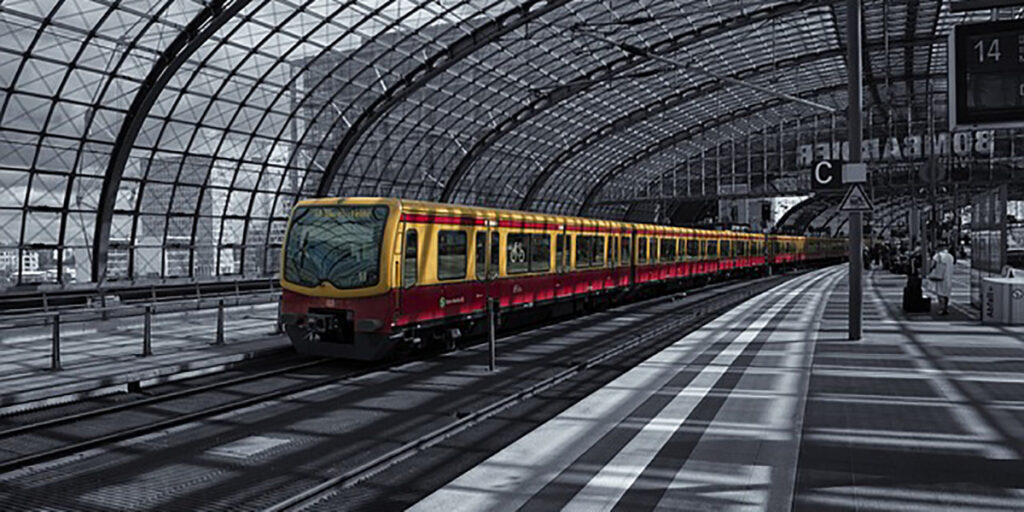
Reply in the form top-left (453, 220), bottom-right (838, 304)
top-left (847, 0), bottom-right (864, 340)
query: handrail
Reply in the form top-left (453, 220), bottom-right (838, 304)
top-left (0, 277), bottom-right (281, 317)
top-left (3, 291), bottom-right (281, 329)
top-left (7, 289), bottom-right (284, 373)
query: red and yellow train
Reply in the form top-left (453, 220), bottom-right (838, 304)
top-left (279, 197), bottom-right (845, 359)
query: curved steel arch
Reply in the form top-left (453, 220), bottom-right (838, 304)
top-left (578, 64), bottom-right (942, 218)
top-left (252, 2), bottom-right (452, 248)
top-left (315, 0), bottom-right (572, 198)
top-left (92, 0), bottom-right (253, 284)
top-left (437, 0), bottom-right (824, 204)
top-left (775, 196), bottom-right (819, 231)
top-left (300, 1), bottom-right (489, 198)
top-left (577, 84), bottom-right (847, 216)
top-left (519, 47), bottom-right (849, 210)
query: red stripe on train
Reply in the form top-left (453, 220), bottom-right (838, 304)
top-left (401, 214), bottom-right (486, 226)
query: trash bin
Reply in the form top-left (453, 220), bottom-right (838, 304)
top-left (981, 277), bottom-right (1024, 324)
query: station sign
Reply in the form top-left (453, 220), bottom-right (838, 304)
top-left (796, 130), bottom-right (994, 167)
top-left (950, 19), bottom-right (1024, 129)
top-left (811, 160), bottom-right (842, 190)
top-left (811, 160), bottom-right (867, 191)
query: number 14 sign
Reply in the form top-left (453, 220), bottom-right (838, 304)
top-left (950, 19), bottom-right (1024, 129)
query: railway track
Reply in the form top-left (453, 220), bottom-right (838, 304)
top-left (0, 356), bottom-right (373, 474)
top-left (262, 271), bottom-right (800, 512)
top-left (0, 274), bottom-right (756, 478)
top-left (0, 269), bottom-right (810, 511)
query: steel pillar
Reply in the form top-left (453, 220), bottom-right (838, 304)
top-left (847, 0), bottom-right (864, 340)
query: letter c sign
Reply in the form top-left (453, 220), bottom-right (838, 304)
top-left (812, 160), bottom-right (842, 190)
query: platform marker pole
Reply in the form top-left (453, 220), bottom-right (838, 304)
top-left (847, 0), bottom-right (864, 341)
top-left (215, 299), bottom-right (225, 345)
top-left (487, 298), bottom-right (496, 372)
top-left (142, 305), bottom-right (153, 356)
top-left (50, 314), bottom-right (61, 371)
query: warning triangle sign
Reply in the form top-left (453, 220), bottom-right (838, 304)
top-left (839, 183), bottom-right (873, 212)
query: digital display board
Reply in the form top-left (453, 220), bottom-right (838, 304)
top-left (950, 19), bottom-right (1024, 128)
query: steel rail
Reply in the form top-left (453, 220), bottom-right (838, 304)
top-left (0, 358), bottom-right (383, 475)
top-left (0, 358), bottom-right (327, 438)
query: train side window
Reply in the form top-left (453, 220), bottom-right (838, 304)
top-left (660, 238), bottom-right (676, 262)
top-left (736, 241), bottom-right (745, 257)
top-left (530, 233), bottom-right (551, 272)
top-left (638, 237), bottom-right (647, 263)
top-left (507, 233), bottom-right (529, 274)
top-left (686, 239), bottom-right (700, 259)
top-left (556, 234), bottom-right (566, 273)
top-left (403, 230), bottom-right (417, 288)
top-left (438, 230), bottom-right (467, 280)
top-left (621, 235), bottom-right (631, 264)
top-left (576, 235), bottom-right (592, 269)
top-left (475, 231), bottom-right (486, 281)
top-left (721, 240), bottom-right (731, 257)
top-left (706, 240), bottom-right (717, 258)
top-left (593, 236), bottom-right (605, 267)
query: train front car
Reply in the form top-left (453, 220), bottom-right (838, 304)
top-left (279, 197), bottom-right (401, 360)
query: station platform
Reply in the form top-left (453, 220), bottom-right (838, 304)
top-left (412, 264), bottom-right (1024, 511)
top-left (0, 302), bottom-right (289, 413)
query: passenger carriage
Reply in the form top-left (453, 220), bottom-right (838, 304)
top-left (279, 197), bottom-right (844, 360)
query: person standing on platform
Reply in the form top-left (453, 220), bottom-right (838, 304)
top-left (928, 242), bottom-right (955, 316)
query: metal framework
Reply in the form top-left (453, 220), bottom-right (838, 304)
top-left (0, 0), bottom-right (1016, 293)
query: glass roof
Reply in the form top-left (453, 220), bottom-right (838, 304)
top-left (0, 0), bottom-right (1011, 289)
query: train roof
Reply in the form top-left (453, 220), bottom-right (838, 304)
top-left (298, 197), bottom-right (835, 239)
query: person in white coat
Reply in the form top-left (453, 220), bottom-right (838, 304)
top-left (928, 242), bottom-right (955, 315)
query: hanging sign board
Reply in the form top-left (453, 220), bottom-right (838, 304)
top-left (811, 160), bottom-right (842, 190)
top-left (949, 19), bottom-right (1024, 129)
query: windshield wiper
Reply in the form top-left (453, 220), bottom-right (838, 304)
top-left (299, 233), bottom-right (309, 266)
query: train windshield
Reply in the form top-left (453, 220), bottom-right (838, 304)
top-left (284, 205), bottom-right (389, 289)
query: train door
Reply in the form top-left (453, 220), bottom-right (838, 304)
top-left (760, 233), bottom-right (768, 266)
top-left (628, 230), bottom-right (637, 286)
top-left (473, 228), bottom-right (488, 314)
top-left (476, 220), bottom-right (500, 308)
top-left (555, 227), bottom-right (569, 298)
top-left (397, 225), bottom-right (419, 324)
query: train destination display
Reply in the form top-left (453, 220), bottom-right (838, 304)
top-left (950, 19), bottom-right (1024, 128)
